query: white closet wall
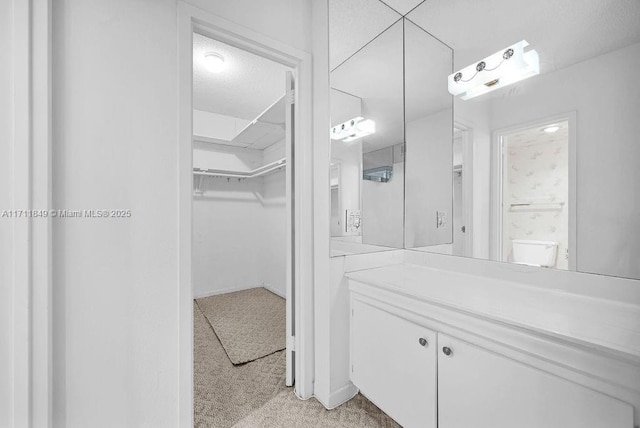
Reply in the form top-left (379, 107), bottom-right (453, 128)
top-left (192, 140), bottom-right (287, 298)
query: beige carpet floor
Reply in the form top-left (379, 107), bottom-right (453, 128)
top-left (194, 301), bottom-right (288, 428)
top-left (194, 290), bottom-right (400, 428)
top-left (231, 390), bottom-right (401, 428)
top-left (196, 288), bottom-right (286, 364)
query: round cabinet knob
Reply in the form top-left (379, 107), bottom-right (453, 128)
top-left (442, 346), bottom-right (453, 356)
top-left (418, 337), bottom-right (428, 347)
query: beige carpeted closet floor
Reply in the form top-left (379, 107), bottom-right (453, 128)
top-left (193, 298), bottom-right (400, 428)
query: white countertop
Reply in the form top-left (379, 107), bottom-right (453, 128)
top-left (347, 263), bottom-right (640, 360)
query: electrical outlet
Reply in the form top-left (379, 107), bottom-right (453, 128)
top-left (437, 211), bottom-right (447, 229)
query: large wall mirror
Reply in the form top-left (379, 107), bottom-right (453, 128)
top-left (329, 1), bottom-right (405, 256)
top-left (329, 0), bottom-right (454, 256)
top-left (329, 0), bottom-right (640, 281)
top-left (404, 0), bottom-right (640, 280)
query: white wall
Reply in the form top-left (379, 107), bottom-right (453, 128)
top-left (49, 0), bottom-right (312, 426)
top-left (52, 1), bottom-right (179, 426)
top-left (312, 0), bottom-right (333, 406)
top-left (331, 140), bottom-right (362, 238)
top-left (361, 147), bottom-right (404, 248)
top-left (488, 42), bottom-right (640, 279)
top-left (192, 178), bottom-right (267, 295)
top-left (405, 109), bottom-right (454, 248)
top-left (455, 91), bottom-right (509, 261)
top-left (0, 1), bottom-right (13, 425)
top-left (185, 0), bottom-right (311, 54)
top-left (192, 141), bottom-right (286, 298)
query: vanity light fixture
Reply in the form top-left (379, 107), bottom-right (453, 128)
top-left (331, 117), bottom-right (376, 142)
top-left (204, 52), bottom-right (226, 73)
top-left (448, 40), bottom-right (539, 100)
top-left (543, 125), bottom-right (560, 133)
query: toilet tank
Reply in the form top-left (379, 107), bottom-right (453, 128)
top-left (512, 240), bottom-right (558, 267)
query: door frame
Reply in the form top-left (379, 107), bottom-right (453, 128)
top-left (454, 121), bottom-right (474, 257)
top-left (490, 112), bottom-right (577, 269)
top-left (178, 2), bottom-right (315, 425)
top-left (330, 162), bottom-right (343, 236)
top-left (8, 0), bottom-right (53, 426)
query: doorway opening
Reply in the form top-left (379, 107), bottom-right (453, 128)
top-left (178, 7), bottom-right (315, 425)
top-left (496, 119), bottom-right (572, 269)
top-left (190, 32), bottom-right (295, 426)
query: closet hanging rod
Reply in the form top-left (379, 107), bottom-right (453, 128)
top-left (193, 157), bottom-right (286, 179)
top-left (509, 201), bottom-right (564, 212)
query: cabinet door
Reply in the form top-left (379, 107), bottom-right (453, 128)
top-left (438, 334), bottom-right (634, 428)
top-left (351, 299), bottom-right (436, 428)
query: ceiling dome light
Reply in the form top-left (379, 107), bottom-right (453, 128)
top-left (543, 125), bottom-right (560, 133)
top-left (204, 52), bottom-right (225, 73)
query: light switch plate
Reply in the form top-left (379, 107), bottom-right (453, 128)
top-left (346, 209), bottom-right (362, 233)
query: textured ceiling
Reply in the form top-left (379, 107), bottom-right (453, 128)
top-left (404, 19), bottom-right (452, 123)
top-left (193, 33), bottom-right (289, 120)
top-left (406, 0), bottom-right (640, 73)
top-left (329, 0), bottom-right (430, 70)
top-left (330, 17), bottom-right (452, 151)
top-left (329, 0), bottom-right (401, 70)
top-left (382, 0), bottom-right (425, 16)
top-left (331, 20), bottom-right (404, 152)
top-left (506, 121), bottom-right (569, 148)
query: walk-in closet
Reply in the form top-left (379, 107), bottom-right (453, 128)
top-left (191, 33), bottom-right (291, 427)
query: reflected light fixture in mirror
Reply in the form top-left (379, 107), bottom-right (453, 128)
top-left (329, 14), bottom-right (405, 254)
top-left (404, 0), bottom-right (640, 280)
top-left (331, 116), bottom-right (376, 142)
top-left (448, 40), bottom-right (539, 100)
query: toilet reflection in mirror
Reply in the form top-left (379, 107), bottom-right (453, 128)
top-left (499, 120), bottom-right (570, 270)
top-left (328, 0), bottom-right (640, 280)
top-left (404, 0), bottom-right (640, 280)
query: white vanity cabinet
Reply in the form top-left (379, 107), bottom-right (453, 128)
top-left (351, 299), bottom-right (437, 428)
top-left (438, 334), bottom-right (633, 428)
top-left (348, 266), bottom-right (639, 428)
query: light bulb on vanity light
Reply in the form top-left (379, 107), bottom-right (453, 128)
top-left (204, 52), bottom-right (226, 73)
top-left (448, 40), bottom-right (539, 100)
top-left (330, 117), bottom-right (376, 142)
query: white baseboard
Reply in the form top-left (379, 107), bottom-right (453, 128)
top-left (317, 382), bottom-right (359, 410)
top-left (193, 283), bottom-right (287, 299)
top-left (193, 283), bottom-right (262, 299)
top-left (262, 283), bottom-right (286, 298)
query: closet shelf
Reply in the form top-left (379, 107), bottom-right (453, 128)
top-left (232, 96), bottom-right (286, 150)
top-left (193, 157), bottom-right (286, 179)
